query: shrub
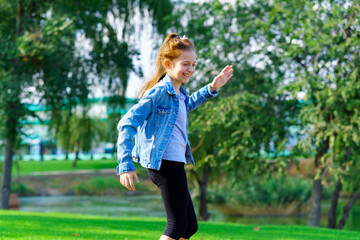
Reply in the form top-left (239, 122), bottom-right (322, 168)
top-left (73, 177), bottom-right (120, 195)
top-left (206, 175), bottom-right (333, 206)
top-left (73, 176), bottom-right (156, 195)
top-left (10, 182), bottom-right (37, 196)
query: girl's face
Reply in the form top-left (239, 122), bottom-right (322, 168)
top-left (165, 49), bottom-right (197, 86)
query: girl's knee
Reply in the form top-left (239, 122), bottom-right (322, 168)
top-left (182, 222), bottom-right (198, 239)
top-left (190, 222), bottom-right (198, 236)
top-left (164, 221), bottom-right (188, 239)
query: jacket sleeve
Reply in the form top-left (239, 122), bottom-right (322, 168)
top-left (186, 84), bottom-right (218, 113)
top-left (116, 90), bottom-right (155, 175)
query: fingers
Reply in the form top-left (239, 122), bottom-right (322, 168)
top-left (220, 66), bottom-right (233, 80)
top-left (225, 65), bottom-right (233, 74)
top-left (221, 65), bottom-right (230, 73)
top-left (134, 173), bottom-right (140, 183)
top-left (221, 65), bottom-right (233, 76)
top-left (120, 172), bottom-right (137, 191)
top-left (128, 176), bottom-right (135, 191)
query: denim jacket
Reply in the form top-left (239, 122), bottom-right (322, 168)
top-left (116, 74), bottom-right (218, 175)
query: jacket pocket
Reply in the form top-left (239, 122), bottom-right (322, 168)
top-left (155, 106), bottom-right (171, 115)
top-left (154, 106), bottom-right (171, 126)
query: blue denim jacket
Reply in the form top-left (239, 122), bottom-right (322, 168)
top-left (116, 74), bottom-right (218, 175)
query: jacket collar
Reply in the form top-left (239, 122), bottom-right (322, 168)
top-left (163, 74), bottom-right (189, 96)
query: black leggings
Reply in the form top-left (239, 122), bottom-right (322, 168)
top-left (147, 160), bottom-right (198, 239)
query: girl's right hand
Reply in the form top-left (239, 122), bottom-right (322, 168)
top-left (120, 171), bottom-right (139, 191)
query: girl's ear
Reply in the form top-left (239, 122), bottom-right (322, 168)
top-left (164, 59), bottom-right (171, 69)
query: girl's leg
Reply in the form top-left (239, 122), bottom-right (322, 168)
top-left (160, 235), bottom-right (175, 240)
top-left (147, 160), bottom-right (198, 240)
top-left (181, 191), bottom-right (198, 239)
top-left (163, 192), bottom-right (198, 240)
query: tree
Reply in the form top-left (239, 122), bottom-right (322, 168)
top-left (175, 0), bottom-right (298, 220)
top-left (70, 111), bottom-right (105, 166)
top-left (0, 0), bottom-right (173, 209)
top-left (263, 0), bottom-right (360, 227)
top-left (178, 0), bottom-right (360, 226)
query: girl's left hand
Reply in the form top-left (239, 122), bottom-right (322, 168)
top-left (210, 65), bottom-right (234, 92)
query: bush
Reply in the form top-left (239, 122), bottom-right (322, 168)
top-left (206, 175), bottom-right (333, 206)
top-left (73, 177), bottom-right (120, 195)
top-left (73, 176), bottom-right (156, 195)
top-left (10, 182), bottom-right (37, 196)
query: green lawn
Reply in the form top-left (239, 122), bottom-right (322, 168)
top-left (0, 210), bottom-right (359, 240)
top-left (2, 159), bottom-right (149, 177)
top-left (1, 159), bottom-right (118, 175)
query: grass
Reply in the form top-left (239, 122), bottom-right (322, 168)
top-left (2, 159), bottom-right (118, 175)
top-left (0, 210), bottom-right (359, 240)
top-left (2, 159), bottom-right (150, 177)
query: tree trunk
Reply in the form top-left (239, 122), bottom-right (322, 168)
top-left (308, 139), bottom-right (329, 227)
top-left (308, 178), bottom-right (323, 227)
top-left (72, 152), bottom-right (79, 167)
top-left (328, 146), bottom-right (350, 228)
top-left (72, 142), bottom-right (79, 167)
top-left (1, 0), bottom-right (23, 210)
top-left (64, 115), bottom-right (71, 160)
top-left (192, 163), bottom-right (211, 221)
top-left (327, 179), bottom-right (342, 228)
top-left (337, 190), bottom-right (360, 229)
top-left (1, 138), bottom-right (14, 209)
top-left (40, 140), bottom-right (44, 162)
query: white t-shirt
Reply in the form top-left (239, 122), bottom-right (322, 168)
top-left (162, 92), bottom-right (187, 163)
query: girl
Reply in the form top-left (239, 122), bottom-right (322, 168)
top-left (116, 33), bottom-right (233, 240)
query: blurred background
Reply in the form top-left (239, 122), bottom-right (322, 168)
top-left (0, 0), bottom-right (359, 233)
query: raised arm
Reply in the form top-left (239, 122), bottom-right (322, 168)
top-left (186, 84), bottom-right (218, 112)
top-left (187, 65), bottom-right (233, 112)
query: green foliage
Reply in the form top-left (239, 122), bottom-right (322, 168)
top-left (73, 177), bottom-right (120, 195)
top-left (0, 0), bottom-right (174, 191)
top-left (267, 0), bottom-right (360, 176)
top-left (10, 182), bottom-right (37, 196)
top-left (207, 175), bottom-right (317, 206)
top-left (55, 111), bottom-right (105, 154)
top-left (178, 1), bottom-right (360, 211)
top-left (73, 176), bottom-right (154, 195)
top-left (173, 0), bottom-right (300, 181)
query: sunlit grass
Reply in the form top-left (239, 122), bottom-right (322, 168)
top-left (1, 210), bottom-right (359, 240)
top-left (0, 159), bottom-right (119, 175)
top-left (4, 159), bottom-right (150, 178)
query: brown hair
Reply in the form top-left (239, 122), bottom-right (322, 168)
top-left (138, 33), bottom-right (195, 98)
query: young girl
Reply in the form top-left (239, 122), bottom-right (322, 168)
top-left (116, 33), bottom-right (233, 240)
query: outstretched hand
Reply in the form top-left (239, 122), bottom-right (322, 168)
top-left (120, 171), bottom-right (139, 191)
top-left (210, 65), bottom-right (234, 91)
